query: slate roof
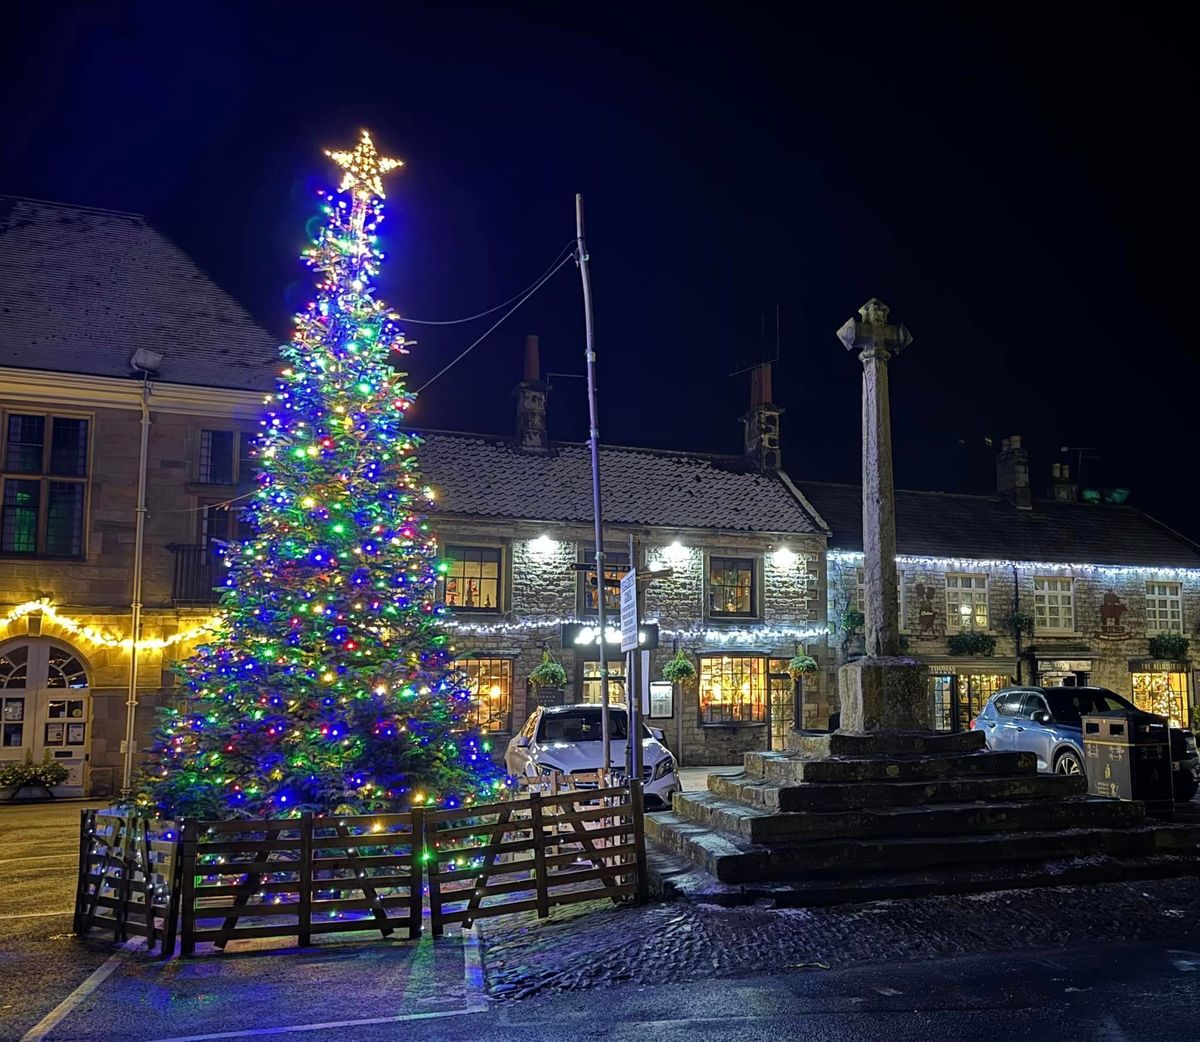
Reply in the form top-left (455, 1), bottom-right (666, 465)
top-left (0, 197), bottom-right (281, 391)
top-left (419, 432), bottom-right (823, 534)
top-left (795, 481), bottom-right (1200, 568)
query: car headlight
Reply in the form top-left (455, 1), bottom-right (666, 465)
top-left (652, 756), bottom-right (676, 781)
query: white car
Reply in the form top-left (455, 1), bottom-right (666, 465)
top-left (504, 703), bottom-right (680, 810)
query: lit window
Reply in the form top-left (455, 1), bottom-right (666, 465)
top-left (708, 557), bottom-right (756, 618)
top-left (458, 657), bottom-right (513, 732)
top-left (698, 655), bottom-right (766, 724)
top-left (440, 546), bottom-right (502, 611)
top-left (581, 660), bottom-right (626, 704)
top-left (1, 413), bottom-right (88, 557)
top-left (945, 573), bottom-right (988, 632)
top-left (1145, 581), bottom-right (1183, 635)
top-left (1034, 577), bottom-right (1075, 633)
top-left (1131, 671), bottom-right (1188, 728)
top-left (579, 548), bottom-right (630, 613)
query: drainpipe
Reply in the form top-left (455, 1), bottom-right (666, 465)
top-left (1012, 564), bottom-right (1022, 685)
top-left (120, 374), bottom-right (153, 799)
top-left (672, 638), bottom-right (684, 768)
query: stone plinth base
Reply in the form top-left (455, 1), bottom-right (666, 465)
top-left (837, 655), bottom-right (929, 733)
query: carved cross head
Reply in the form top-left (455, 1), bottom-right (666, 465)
top-left (837, 297), bottom-right (913, 361)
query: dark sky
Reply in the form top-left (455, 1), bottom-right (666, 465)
top-left (4, 2), bottom-right (1197, 537)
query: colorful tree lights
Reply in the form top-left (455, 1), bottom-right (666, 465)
top-left (140, 131), bottom-right (505, 819)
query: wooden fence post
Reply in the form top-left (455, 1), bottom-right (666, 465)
top-left (298, 812), bottom-right (313, 947)
top-left (179, 819), bottom-right (197, 957)
top-left (73, 809), bottom-right (92, 936)
top-left (427, 813), bottom-right (443, 939)
top-left (529, 790), bottom-right (550, 919)
top-left (160, 822), bottom-right (183, 959)
top-left (409, 807), bottom-right (424, 940)
top-left (629, 780), bottom-right (649, 904)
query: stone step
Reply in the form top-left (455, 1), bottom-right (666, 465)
top-left (647, 810), bottom-right (1197, 883)
top-left (788, 730), bottom-right (986, 758)
top-left (709, 769), bottom-right (1080, 812)
top-left (743, 748), bottom-right (1037, 784)
top-left (675, 789), bottom-right (1140, 844)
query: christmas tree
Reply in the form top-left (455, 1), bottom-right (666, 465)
top-left (141, 132), bottom-right (506, 820)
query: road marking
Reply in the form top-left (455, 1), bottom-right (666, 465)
top-left (1167, 949), bottom-right (1200, 972)
top-left (0, 853), bottom-right (75, 865)
top-left (19, 942), bottom-right (141, 1042)
top-left (147, 928), bottom-right (489, 1042)
top-left (0, 910), bottom-right (74, 920)
top-left (146, 1006), bottom-right (488, 1042)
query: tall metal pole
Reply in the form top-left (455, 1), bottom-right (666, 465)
top-left (576, 193), bottom-right (612, 772)
top-left (120, 375), bottom-right (152, 798)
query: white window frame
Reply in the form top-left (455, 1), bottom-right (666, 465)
top-left (1145, 581), bottom-right (1183, 635)
top-left (1033, 576), bottom-right (1075, 634)
top-left (945, 573), bottom-right (989, 632)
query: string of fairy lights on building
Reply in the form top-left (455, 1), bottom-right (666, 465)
top-left (827, 549), bottom-right (1200, 580)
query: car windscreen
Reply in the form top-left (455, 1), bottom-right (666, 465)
top-left (1044, 688), bottom-right (1134, 722)
top-left (537, 709), bottom-right (630, 742)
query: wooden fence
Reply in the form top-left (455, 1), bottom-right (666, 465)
top-left (75, 810), bottom-right (181, 956)
top-left (178, 810), bottom-right (423, 955)
top-left (73, 782), bottom-right (645, 956)
top-left (426, 780), bottom-right (647, 937)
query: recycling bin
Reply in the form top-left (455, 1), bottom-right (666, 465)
top-left (1082, 710), bottom-right (1173, 816)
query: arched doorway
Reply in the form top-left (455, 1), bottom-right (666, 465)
top-left (0, 639), bottom-right (91, 796)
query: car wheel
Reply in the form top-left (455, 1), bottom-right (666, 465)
top-left (1173, 775), bottom-right (1199, 803)
top-left (1054, 749), bottom-right (1084, 777)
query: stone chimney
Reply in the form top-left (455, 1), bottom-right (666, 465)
top-left (742, 362), bottom-right (783, 471)
top-left (995, 435), bottom-right (1032, 510)
top-left (1049, 462), bottom-right (1079, 502)
top-left (513, 335), bottom-right (549, 452)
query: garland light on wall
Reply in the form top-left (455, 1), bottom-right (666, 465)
top-left (0, 600), bottom-right (217, 651)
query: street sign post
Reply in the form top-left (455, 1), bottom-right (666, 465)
top-left (620, 569), bottom-right (638, 652)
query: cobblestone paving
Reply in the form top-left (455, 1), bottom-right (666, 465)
top-left (478, 876), bottom-right (1200, 1000)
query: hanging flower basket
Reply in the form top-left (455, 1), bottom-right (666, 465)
top-left (661, 649), bottom-right (697, 686)
top-left (786, 654), bottom-right (818, 681)
top-left (528, 650), bottom-right (568, 689)
top-left (1148, 633), bottom-right (1189, 661)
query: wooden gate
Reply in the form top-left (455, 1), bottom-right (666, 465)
top-left (176, 810), bottom-right (423, 955)
top-left (425, 780), bottom-right (647, 937)
top-left (75, 810), bottom-right (181, 956)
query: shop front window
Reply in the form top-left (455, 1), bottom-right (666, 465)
top-left (1131, 671), bottom-right (1188, 728)
top-left (930, 675), bottom-right (954, 732)
top-left (581, 660), bottom-right (626, 705)
top-left (698, 655), bottom-right (766, 724)
top-left (457, 657), bottom-right (513, 733)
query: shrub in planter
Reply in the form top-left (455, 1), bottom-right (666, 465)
top-left (947, 631), bottom-right (997, 657)
top-left (1005, 610), bottom-right (1035, 638)
top-left (1148, 633), bottom-right (1189, 660)
top-left (528, 650), bottom-right (568, 689)
top-left (0, 751), bottom-right (68, 790)
top-left (786, 654), bottom-right (818, 681)
top-left (661, 649), bottom-right (696, 686)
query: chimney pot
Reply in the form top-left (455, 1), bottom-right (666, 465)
top-left (514, 334), bottom-right (549, 452)
top-left (996, 433), bottom-right (1032, 510)
top-left (523, 334), bottom-right (540, 383)
top-left (743, 362), bottom-right (783, 472)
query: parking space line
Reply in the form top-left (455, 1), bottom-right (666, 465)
top-left (0, 910), bottom-right (74, 920)
top-left (19, 941), bottom-right (142, 1042)
top-left (148, 1005), bottom-right (488, 1042)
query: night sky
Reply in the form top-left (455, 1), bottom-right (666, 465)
top-left (4, 3), bottom-right (1196, 536)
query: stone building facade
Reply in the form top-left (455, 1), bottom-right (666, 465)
top-left (419, 421), bottom-right (829, 768)
top-left (803, 436), bottom-right (1200, 733)
top-left (0, 199), bottom-right (279, 795)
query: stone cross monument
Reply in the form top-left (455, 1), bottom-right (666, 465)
top-left (836, 298), bottom-right (928, 732)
